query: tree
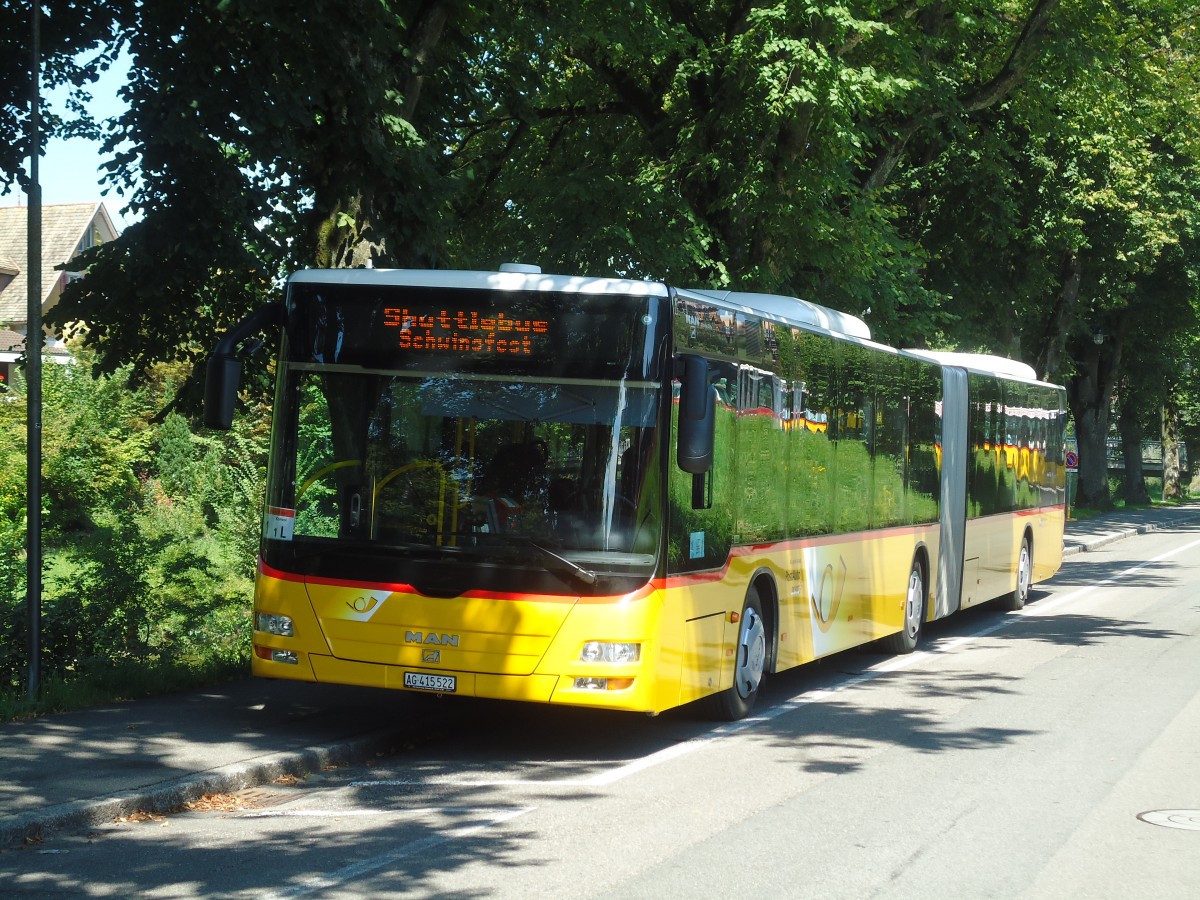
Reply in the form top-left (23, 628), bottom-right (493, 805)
top-left (449, 1), bottom-right (1066, 347)
top-left (3, 1), bottom-right (481, 392)
top-left (0, 1), bottom-right (131, 196)
top-left (1162, 392), bottom-right (1184, 499)
top-left (1060, 45), bottom-right (1200, 509)
top-left (904, 1), bottom-right (1200, 508)
top-left (4, 1), bottom-right (1199, 500)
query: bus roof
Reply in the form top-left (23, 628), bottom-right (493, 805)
top-left (677, 288), bottom-right (873, 340)
top-left (289, 269), bottom-right (873, 341)
top-left (288, 266), bottom-right (670, 298)
top-left (903, 349), bottom-right (1040, 382)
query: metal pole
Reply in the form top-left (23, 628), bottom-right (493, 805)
top-left (27, 0), bottom-right (43, 702)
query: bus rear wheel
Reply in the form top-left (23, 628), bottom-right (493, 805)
top-left (711, 586), bottom-right (767, 721)
top-left (881, 558), bottom-right (925, 654)
top-left (997, 534), bottom-right (1033, 611)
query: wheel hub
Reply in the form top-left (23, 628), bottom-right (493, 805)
top-left (736, 610), bottom-right (766, 697)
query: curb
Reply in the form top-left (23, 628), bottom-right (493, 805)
top-left (0, 725), bottom-right (408, 849)
top-left (1063, 529), bottom-right (1140, 557)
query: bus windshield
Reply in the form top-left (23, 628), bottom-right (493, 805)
top-left (263, 283), bottom-right (667, 588)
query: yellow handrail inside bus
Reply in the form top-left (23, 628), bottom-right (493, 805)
top-left (297, 460), bottom-right (362, 502)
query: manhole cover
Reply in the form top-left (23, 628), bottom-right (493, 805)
top-left (1137, 810), bottom-right (1200, 831)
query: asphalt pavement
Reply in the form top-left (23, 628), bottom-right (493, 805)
top-left (3, 501), bottom-right (1200, 848)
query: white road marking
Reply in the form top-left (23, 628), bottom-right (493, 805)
top-left (1018, 534), bottom-right (1200, 618)
top-left (241, 807), bottom-right (480, 818)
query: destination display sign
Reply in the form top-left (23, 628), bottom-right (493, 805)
top-left (381, 307), bottom-right (550, 356)
top-left (285, 282), bottom-right (667, 380)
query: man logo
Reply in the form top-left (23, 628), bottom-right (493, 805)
top-left (405, 631), bottom-right (460, 647)
top-left (422, 649), bottom-right (441, 663)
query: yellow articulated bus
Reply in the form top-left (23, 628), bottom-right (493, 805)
top-left (205, 266), bottom-right (1067, 720)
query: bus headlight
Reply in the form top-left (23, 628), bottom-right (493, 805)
top-left (579, 641), bottom-right (640, 664)
top-left (256, 613), bottom-right (294, 637)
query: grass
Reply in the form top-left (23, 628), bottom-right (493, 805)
top-left (1070, 475), bottom-right (1195, 520)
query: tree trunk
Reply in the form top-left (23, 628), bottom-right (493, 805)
top-left (1118, 400), bottom-right (1151, 505)
top-left (312, 194), bottom-right (383, 269)
top-left (1072, 400), bottom-right (1112, 509)
top-left (401, 1), bottom-right (451, 123)
top-left (1066, 338), bottom-right (1122, 510)
top-left (1034, 249), bottom-right (1081, 381)
top-left (861, 0), bottom-right (1061, 195)
top-left (1162, 393), bottom-right (1184, 501)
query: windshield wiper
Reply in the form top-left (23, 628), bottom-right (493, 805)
top-left (448, 531), bottom-right (598, 585)
top-left (516, 536), bottom-right (598, 585)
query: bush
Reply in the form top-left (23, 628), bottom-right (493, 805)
top-left (1, 356), bottom-right (266, 716)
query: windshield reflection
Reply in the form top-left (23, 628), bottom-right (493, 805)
top-left (274, 370), bottom-right (662, 570)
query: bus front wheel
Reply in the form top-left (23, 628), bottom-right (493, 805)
top-left (711, 586), bottom-right (767, 721)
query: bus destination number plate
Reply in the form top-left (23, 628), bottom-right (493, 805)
top-left (404, 672), bottom-right (457, 693)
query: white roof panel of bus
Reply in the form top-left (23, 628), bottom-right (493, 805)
top-left (289, 267), bottom-right (670, 297)
top-left (679, 288), bottom-right (872, 340)
top-left (903, 349), bottom-right (1039, 382)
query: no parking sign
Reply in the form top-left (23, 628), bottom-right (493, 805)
top-left (1065, 449), bottom-right (1079, 472)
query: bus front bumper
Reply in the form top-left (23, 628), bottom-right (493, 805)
top-left (252, 651), bottom-right (662, 713)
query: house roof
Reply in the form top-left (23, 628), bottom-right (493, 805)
top-left (0, 328), bottom-right (23, 353)
top-left (0, 202), bottom-right (118, 326)
top-left (0, 327), bottom-right (74, 363)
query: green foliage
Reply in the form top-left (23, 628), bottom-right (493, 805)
top-left (28, 0), bottom-right (475, 393)
top-left (890, 0), bottom-right (1200, 506)
top-left (0, 1), bottom-right (132, 195)
top-left (7, 3), bottom-right (1198, 449)
top-left (0, 358), bottom-right (266, 711)
top-left (449, 1), bottom-right (1070, 347)
top-left (0, 389), bottom-right (27, 686)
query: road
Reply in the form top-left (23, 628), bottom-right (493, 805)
top-left (3, 524), bottom-right (1199, 898)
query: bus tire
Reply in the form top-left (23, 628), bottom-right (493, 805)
top-left (711, 586), bottom-right (767, 721)
top-left (998, 533), bottom-right (1033, 611)
top-left (881, 557), bottom-right (925, 654)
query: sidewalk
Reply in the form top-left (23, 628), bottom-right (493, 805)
top-left (4, 501), bottom-right (1200, 848)
top-left (0, 680), bottom-right (444, 848)
top-left (1062, 500), bottom-right (1200, 557)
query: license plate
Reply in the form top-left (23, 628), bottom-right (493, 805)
top-left (403, 672), bottom-right (457, 693)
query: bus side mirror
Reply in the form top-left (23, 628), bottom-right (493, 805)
top-left (677, 355), bottom-right (716, 474)
top-left (203, 302), bottom-right (284, 430)
top-left (204, 352), bottom-right (242, 430)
